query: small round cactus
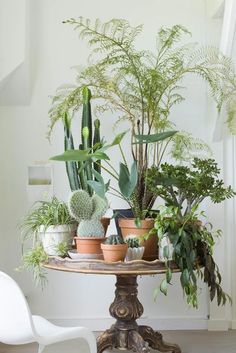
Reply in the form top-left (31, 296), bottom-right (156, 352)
top-left (125, 237), bottom-right (140, 248)
top-left (68, 190), bottom-right (108, 237)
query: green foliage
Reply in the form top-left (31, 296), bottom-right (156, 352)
top-left (170, 131), bottom-right (212, 163)
top-left (118, 162), bottom-right (138, 199)
top-left (105, 234), bottom-right (125, 245)
top-left (18, 245), bottom-right (49, 289)
top-left (51, 86), bottom-right (102, 195)
top-left (68, 190), bottom-right (108, 237)
top-left (50, 18), bottom-right (235, 149)
top-left (54, 242), bottom-right (70, 257)
top-left (49, 17), bottom-right (236, 216)
top-left (147, 158), bottom-right (235, 216)
top-left (125, 237), bottom-right (140, 248)
top-left (20, 196), bottom-right (74, 242)
top-left (155, 206), bottom-right (231, 308)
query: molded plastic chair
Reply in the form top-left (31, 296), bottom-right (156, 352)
top-left (0, 271), bottom-right (97, 353)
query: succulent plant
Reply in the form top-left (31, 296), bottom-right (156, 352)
top-left (104, 234), bottom-right (125, 245)
top-left (68, 190), bottom-right (108, 237)
top-left (125, 237), bottom-right (140, 248)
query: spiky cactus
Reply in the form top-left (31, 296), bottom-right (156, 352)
top-left (125, 237), bottom-right (140, 248)
top-left (68, 190), bottom-right (108, 237)
top-left (105, 234), bottom-right (125, 245)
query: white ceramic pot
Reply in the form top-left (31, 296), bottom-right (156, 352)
top-left (125, 246), bottom-right (145, 261)
top-left (39, 224), bottom-right (76, 256)
top-left (158, 235), bottom-right (174, 261)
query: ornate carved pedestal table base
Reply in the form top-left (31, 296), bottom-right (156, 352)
top-left (97, 276), bottom-right (181, 353)
top-left (43, 258), bottom-right (182, 353)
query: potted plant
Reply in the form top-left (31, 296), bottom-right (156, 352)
top-left (49, 18), bottom-right (235, 259)
top-left (125, 237), bottom-right (144, 261)
top-left (101, 235), bottom-right (128, 262)
top-left (146, 158), bottom-right (235, 307)
top-left (68, 190), bottom-right (109, 257)
top-left (20, 196), bottom-right (76, 256)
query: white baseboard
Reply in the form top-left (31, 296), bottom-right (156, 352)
top-left (207, 319), bottom-right (229, 331)
top-left (231, 320), bottom-right (236, 329)
top-left (49, 317), bottom-right (208, 331)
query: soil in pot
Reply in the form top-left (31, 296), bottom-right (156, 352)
top-left (118, 218), bottom-right (157, 261)
top-left (101, 243), bottom-right (128, 262)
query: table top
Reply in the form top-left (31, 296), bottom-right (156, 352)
top-left (43, 257), bottom-right (179, 276)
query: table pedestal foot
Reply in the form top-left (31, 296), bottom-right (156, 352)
top-left (139, 326), bottom-right (181, 353)
top-left (97, 328), bottom-right (116, 353)
top-left (97, 275), bottom-right (181, 353)
top-left (128, 330), bottom-right (150, 353)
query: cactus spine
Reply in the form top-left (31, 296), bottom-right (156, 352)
top-left (68, 190), bottom-right (108, 237)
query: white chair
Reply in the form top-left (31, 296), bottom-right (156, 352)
top-left (0, 271), bottom-right (97, 353)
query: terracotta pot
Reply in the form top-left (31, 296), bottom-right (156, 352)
top-left (74, 237), bottom-right (106, 254)
top-left (101, 243), bottom-right (128, 262)
top-left (100, 217), bottom-right (110, 234)
top-left (118, 218), bottom-right (157, 261)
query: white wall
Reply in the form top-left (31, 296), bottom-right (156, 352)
top-left (0, 0), bottom-right (232, 330)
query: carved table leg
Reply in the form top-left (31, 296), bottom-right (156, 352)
top-left (139, 326), bottom-right (181, 353)
top-left (97, 328), bottom-right (116, 353)
top-left (97, 275), bottom-right (181, 353)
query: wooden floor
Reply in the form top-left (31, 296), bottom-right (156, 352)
top-left (0, 330), bottom-right (236, 353)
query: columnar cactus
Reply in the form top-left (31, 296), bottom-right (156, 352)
top-left (68, 190), bottom-right (108, 237)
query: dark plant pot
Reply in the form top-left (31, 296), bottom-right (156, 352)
top-left (113, 208), bottom-right (134, 237)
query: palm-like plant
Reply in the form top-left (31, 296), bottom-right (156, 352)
top-left (49, 18), bottom-right (236, 217)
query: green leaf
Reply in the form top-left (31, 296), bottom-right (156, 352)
top-left (50, 149), bottom-right (90, 162)
top-left (153, 286), bottom-right (159, 301)
top-left (118, 161), bottom-right (138, 199)
top-left (134, 217), bottom-right (141, 228)
top-left (160, 279), bottom-right (168, 296)
top-left (166, 268), bottom-right (172, 283)
top-left (181, 269), bottom-right (190, 287)
top-left (87, 180), bottom-right (109, 199)
top-left (163, 245), bottom-right (170, 259)
top-left (110, 131), bottom-right (128, 146)
top-left (91, 151), bottom-right (110, 161)
top-left (102, 131), bottom-right (128, 151)
top-left (133, 131), bottom-right (177, 144)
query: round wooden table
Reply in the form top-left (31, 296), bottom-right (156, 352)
top-left (43, 258), bottom-right (181, 353)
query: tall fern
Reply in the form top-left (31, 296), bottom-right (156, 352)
top-left (49, 18), bottom-right (236, 214)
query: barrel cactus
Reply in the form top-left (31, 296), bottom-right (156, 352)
top-left (68, 190), bottom-right (108, 237)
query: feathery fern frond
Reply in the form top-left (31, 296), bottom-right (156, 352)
top-left (170, 131), bottom-right (212, 163)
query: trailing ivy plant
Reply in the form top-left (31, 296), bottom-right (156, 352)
top-left (155, 206), bottom-right (231, 308)
top-left (49, 18), bottom-right (236, 218)
top-left (146, 158), bottom-right (235, 307)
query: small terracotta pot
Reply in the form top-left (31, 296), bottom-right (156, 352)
top-left (75, 237), bottom-right (106, 254)
top-left (101, 243), bottom-right (128, 262)
top-left (118, 218), bottom-right (157, 261)
top-left (100, 217), bottom-right (110, 234)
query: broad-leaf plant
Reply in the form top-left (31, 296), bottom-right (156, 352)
top-left (147, 158), bottom-right (235, 307)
